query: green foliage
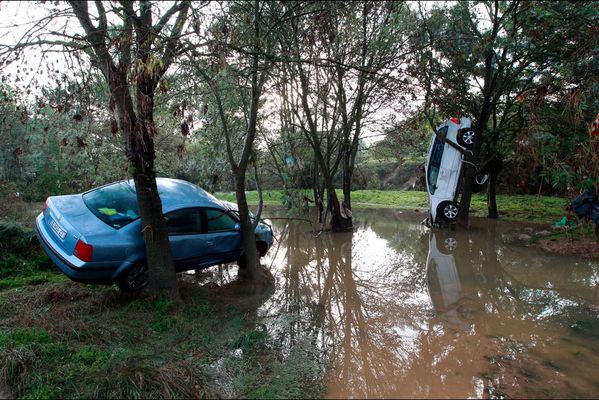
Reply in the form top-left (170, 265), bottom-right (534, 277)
top-left (0, 222), bottom-right (38, 254)
top-left (231, 327), bottom-right (268, 353)
top-left (0, 221), bottom-right (63, 289)
top-left (0, 259), bottom-right (62, 289)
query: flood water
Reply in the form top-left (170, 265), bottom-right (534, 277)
top-left (213, 208), bottom-right (599, 398)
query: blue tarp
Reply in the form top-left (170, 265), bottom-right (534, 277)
top-left (569, 188), bottom-right (599, 227)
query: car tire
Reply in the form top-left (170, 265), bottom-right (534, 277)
top-left (237, 241), bottom-right (267, 269)
top-left (116, 264), bottom-right (149, 292)
top-left (457, 129), bottom-right (475, 148)
top-left (439, 236), bottom-right (458, 254)
top-left (437, 201), bottom-right (459, 223)
top-left (256, 241), bottom-right (268, 257)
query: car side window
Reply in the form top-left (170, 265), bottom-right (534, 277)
top-left (165, 208), bottom-right (202, 235)
top-left (430, 126), bottom-right (447, 166)
top-left (204, 208), bottom-right (237, 232)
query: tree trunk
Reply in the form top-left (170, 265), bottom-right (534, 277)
top-left (486, 156), bottom-right (503, 219)
top-left (135, 93), bottom-right (179, 297)
top-left (457, 2), bottom-right (501, 227)
top-left (235, 172), bottom-right (268, 283)
top-left (458, 78), bottom-right (495, 225)
top-left (112, 71), bottom-right (179, 299)
top-left (327, 185), bottom-right (352, 232)
top-left (313, 146), bottom-right (352, 232)
top-left (132, 164), bottom-right (179, 298)
top-left (458, 120), bottom-right (486, 227)
top-left (487, 173), bottom-right (499, 219)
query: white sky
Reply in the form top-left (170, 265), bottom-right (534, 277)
top-left (0, 1), bottom-right (485, 145)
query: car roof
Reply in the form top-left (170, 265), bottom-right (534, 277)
top-left (126, 178), bottom-right (226, 211)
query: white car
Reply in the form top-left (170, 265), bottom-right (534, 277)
top-left (425, 230), bottom-right (472, 330)
top-left (424, 117), bottom-right (475, 224)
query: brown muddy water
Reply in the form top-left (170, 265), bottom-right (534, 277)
top-left (203, 208), bottom-right (599, 398)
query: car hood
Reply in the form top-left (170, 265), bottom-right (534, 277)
top-left (221, 200), bottom-right (238, 211)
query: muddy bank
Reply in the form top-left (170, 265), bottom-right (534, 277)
top-left (539, 237), bottom-right (599, 259)
top-left (501, 225), bottom-right (599, 259)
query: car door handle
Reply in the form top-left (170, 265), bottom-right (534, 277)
top-left (206, 241), bottom-right (214, 246)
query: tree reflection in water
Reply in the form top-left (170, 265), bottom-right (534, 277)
top-left (258, 209), bottom-right (599, 398)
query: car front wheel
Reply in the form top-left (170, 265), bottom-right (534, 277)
top-left (116, 264), bottom-right (149, 292)
top-left (438, 201), bottom-right (459, 223)
top-left (237, 241), bottom-right (268, 269)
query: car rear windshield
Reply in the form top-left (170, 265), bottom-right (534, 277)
top-left (82, 182), bottom-right (140, 229)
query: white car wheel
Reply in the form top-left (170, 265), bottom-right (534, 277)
top-left (439, 202), bottom-right (459, 222)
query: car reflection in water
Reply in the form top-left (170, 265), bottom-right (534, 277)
top-left (425, 229), bottom-right (477, 331)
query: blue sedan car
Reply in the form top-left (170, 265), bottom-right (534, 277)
top-left (35, 178), bottom-right (274, 291)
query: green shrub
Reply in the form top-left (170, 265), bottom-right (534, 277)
top-left (0, 222), bottom-right (37, 255)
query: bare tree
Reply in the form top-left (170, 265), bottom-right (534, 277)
top-left (279, 1), bottom-right (411, 231)
top-left (1, 1), bottom-right (201, 299)
top-left (184, 0), bottom-right (285, 282)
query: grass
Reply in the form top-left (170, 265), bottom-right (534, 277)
top-left (0, 197), bottom-right (327, 398)
top-left (0, 221), bottom-right (67, 290)
top-left (0, 277), bottom-right (326, 399)
top-left (216, 189), bottom-right (571, 223)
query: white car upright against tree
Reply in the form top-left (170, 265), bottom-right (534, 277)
top-left (425, 117), bottom-right (475, 224)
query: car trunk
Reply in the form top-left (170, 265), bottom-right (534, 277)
top-left (43, 194), bottom-right (114, 255)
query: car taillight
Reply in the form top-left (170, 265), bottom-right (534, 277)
top-left (450, 117), bottom-right (460, 124)
top-left (74, 239), bottom-right (93, 262)
top-left (42, 199), bottom-right (48, 214)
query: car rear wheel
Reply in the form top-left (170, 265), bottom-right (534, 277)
top-left (116, 264), bottom-right (149, 292)
top-left (438, 201), bottom-right (459, 223)
top-left (458, 129), bottom-right (475, 148)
